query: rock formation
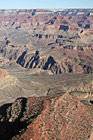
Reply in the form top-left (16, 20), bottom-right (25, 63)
top-left (16, 50), bottom-right (93, 74)
top-left (0, 9), bottom-right (93, 74)
top-left (0, 93), bottom-right (93, 140)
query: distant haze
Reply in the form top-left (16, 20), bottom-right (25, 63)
top-left (0, 0), bottom-right (93, 9)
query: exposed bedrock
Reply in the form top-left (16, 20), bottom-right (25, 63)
top-left (0, 93), bottom-right (93, 140)
top-left (16, 50), bottom-right (93, 74)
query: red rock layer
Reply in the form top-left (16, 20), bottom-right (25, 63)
top-left (0, 94), bottom-right (92, 140)
top-left (0, 68), bottom-right (9, 78)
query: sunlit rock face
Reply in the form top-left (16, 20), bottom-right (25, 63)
top-left (0, 93), bottom-right (93, 140)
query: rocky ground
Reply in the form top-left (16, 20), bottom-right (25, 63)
top-left (0, 64), bottom-right (93, 105)
top-left (0, 64), bottom-right (93, 139)
top-left (0, 93), bottom-right (93, 140)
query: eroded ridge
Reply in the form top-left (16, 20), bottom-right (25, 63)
top-left (0, 93), bottom-right (93, 140)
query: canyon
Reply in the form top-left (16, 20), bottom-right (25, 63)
top-left (0, 9), bottom-right (93, 74)
top-left (0, 9), bottom-right (93, 140)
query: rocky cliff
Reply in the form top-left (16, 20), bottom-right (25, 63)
top-left (0, 9), bottom-right (93, 74)
top-left (0, 93), bottom-right (93, 140)
top-left (16, 50), bottom-right (93, 74)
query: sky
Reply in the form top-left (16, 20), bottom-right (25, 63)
top-left (0, 0), bottom-right (93, 9)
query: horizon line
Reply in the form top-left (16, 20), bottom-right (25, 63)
top-left (0, 8), bottom-right (93, 10)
